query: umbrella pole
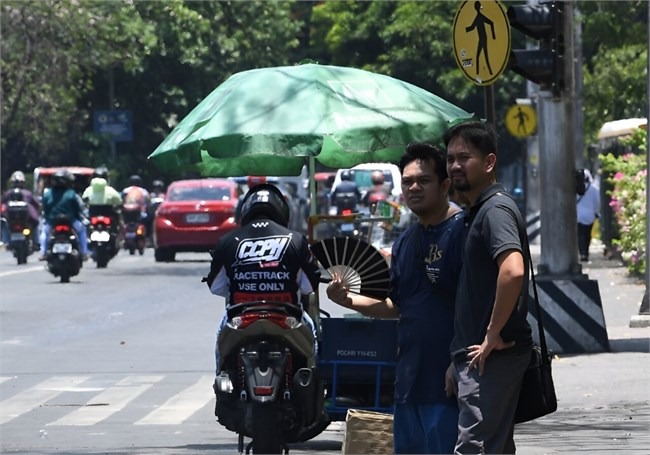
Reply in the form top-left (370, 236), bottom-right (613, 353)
top-left (309, 156), bottom-right (317, 216)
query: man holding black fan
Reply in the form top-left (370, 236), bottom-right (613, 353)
top-left (327, 143), bottom-right (464, 454)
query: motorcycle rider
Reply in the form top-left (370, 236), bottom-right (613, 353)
top-left (82, 167), bottom-right (123, 254)
top-left (39, 169), bottom-right (88, 261)
top-left (148, 179), bottom-right (166, 224)
top-left (331, 169), bottom-right (361, 214)
top-left (1, 171), bottom-right (41, 245)
top-left (203, 183), bottom-right (321, 407)
top-left (82, 166), bottom-right (122, 207)
top-left (362, 170), bottom-right (391, 206)
top-left (122, 174), bottom-right (151, 236)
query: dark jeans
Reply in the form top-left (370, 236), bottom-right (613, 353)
top-left (577, 222), bottom-right (594, 259)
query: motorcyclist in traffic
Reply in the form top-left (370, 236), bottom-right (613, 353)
top-left (331, 169), bottom-right (361, 214)
top-left (122, 174), bottom-right (151, 238)
top-left (82, 166), bottom-right (123, 207)
top-left (203, 183), bottom-right (321, 406)
top-left (362, 170), bottom-right (391, 206)
top-left (148, 179), bottom-right (166, 225)
top-left (39, 169), bottom-right (89, 261)
top-left (1, 171), bottom-right (41, 244)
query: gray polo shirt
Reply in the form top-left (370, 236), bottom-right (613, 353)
top-left (450, 184), bottom-right (532, 358)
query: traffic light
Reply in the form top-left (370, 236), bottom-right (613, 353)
top-left (507, 1), bottom-right (565, 96)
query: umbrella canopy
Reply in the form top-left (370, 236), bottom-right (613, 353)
top-left (149, 63), bottom-right (474, 177)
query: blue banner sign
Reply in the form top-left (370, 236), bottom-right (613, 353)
top-left (93, 110), bottom-right (133, 142)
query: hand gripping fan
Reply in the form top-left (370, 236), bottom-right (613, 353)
top-left (311, 236), bottom-right (390, 300)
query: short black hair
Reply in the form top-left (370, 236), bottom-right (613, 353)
top-left (398, 142), bottom-right (448, 183)
top-left (443, 121), bottom-right (498, 158)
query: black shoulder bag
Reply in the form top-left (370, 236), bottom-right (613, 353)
top-left (501, 195), bottom-right (558, 424)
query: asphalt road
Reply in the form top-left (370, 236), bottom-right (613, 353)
top-left (0, 248), bottom-right (347, 455)
top-left (2, 245), bottom-right (648, 455)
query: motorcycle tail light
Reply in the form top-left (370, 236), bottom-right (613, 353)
top-left (136, 226), bottom-right (144, 236)
top-left (54, 225), bottom-right (71, 233)
top-left (253, 386), bottom-right (274, 396)
top-left (342, 209), bottom-right (353, 216)
top-left (22, 227), bottom-right (31, 236)
top-left (91, 216), bottom-right (111, 225)
top-left (233, 313), bottom-right (292, 330)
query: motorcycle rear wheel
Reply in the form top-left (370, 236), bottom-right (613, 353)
top-left (252, 403), bottom-right (283, 454)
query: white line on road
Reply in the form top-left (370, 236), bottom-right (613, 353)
top-left (0, 376), bottom-right (90, 425)
top-left (0, 266), bottom-right (43, 278)
top-left (135, 375), bottom-right (213, 425)
top-left (47, 375), bottom-right (164, 426)
top-left (0, 376), bottom-right (14, 385)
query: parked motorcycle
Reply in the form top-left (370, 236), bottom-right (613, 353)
top-left (214, 300), bottom-right (329, 454)
top-left (45, 216), bottom-right (82, 283)
top-left (4, 196), bottom-right (36, 265)
top-left (88, 204), bottom-right (120, 268)
top-left (122, 204), bottom-right (146, 255)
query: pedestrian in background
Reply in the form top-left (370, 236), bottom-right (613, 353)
top-left (327, 143), bottom-right (464, 454)
top-left (576, 168), bottom-right (600, 262)
top-left (444, 121), bottom-right (533, 454)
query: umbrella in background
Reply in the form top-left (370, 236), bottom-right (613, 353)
top-left (148, 63), bottom-right (474, 178)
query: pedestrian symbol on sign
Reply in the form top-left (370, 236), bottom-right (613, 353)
top-left (453, 0), bottom-right (511, 86)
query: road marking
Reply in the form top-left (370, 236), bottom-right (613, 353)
top-left (135, 375), bottom-right (213, 425)
top-left (47, 375), bottom-right (163, 426)
top-left (0, 266), bottom-right (43, 278)
top-left (0, 376), bottom-right (90, 425)
top-left (0, 376), bottom-right (14, 385)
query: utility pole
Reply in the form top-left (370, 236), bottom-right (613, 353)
top-left (508, 0), bottom-right (609, 353)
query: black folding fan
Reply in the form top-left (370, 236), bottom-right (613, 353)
top-left (311, 237), bottom-right (390, 300)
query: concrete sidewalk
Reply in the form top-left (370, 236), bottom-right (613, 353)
top-left (515, 242), bottom-right (650, 454)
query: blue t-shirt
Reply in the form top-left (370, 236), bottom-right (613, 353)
top-left (389, 211), bottom-right (464, 404)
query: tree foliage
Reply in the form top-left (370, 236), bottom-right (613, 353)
top-left (1, 0), bottom-right (646, 190)
top-left (579, 0), bottom-right (648, 144)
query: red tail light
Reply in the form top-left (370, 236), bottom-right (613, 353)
top-left (342, 209), bottom-right (353, 216)
top-left (136, 226), bottom-right (145, 236)
top-left (91, 216), bottom-right (112, 225)
top-left (235, 313), bottom-right (292, 330)
top-left (54, 225), bottom-right (71, 233)
top-left (253, 386), bottom-right (274, 396)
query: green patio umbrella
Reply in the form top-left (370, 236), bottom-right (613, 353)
top-left (148, 63), bottom-right (474, 178)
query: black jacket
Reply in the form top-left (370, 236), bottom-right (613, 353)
top-left (206, 217), bottom-right (320, 305)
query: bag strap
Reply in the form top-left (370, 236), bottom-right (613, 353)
top-left (495, 193), bottom-right (551, 366)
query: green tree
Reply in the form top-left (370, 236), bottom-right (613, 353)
top-left (579, 0), bottom-right (648, 144)
top-left (1, 0), bottom-right (156, 176)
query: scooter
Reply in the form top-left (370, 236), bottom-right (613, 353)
top-left (45, 216), bottom-right (82, 283)
top-left (214, 300), bottom-right (329, 454)
top-left (88, 204), bottom-right (120, 268)
top-left (4, 198), bottom-right (35, 265)
top-left (122, 205), bottom-right (146, 255)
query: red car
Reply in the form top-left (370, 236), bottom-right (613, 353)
top-left (153, 178), bottom-right (240, 262)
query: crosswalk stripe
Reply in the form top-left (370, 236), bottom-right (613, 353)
top-left (47, 375), bottom-right (164, 426)
top-left (135, 375), bottom-right (213, 425)
top-left (0, 376), bottom-right (90, 425)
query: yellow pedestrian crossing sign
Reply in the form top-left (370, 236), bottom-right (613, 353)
top-left (505, 104), bottom-right (537, 138)
top-left (453, 0), bottom-right (511, 86)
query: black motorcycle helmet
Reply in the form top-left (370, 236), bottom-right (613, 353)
top-left (341, 170), bottom-right (353, 181)
top-left (239, 183), bottom-right (290, 227)
top-left (52, 169), bottom-right (74, 188)
top-left (129, 174), bottom-right (143, 187)
top-left (93, 166), bottom-right (109, 180)
top-left (152, 179), bottom-right (165, 192)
